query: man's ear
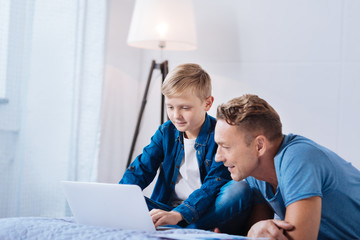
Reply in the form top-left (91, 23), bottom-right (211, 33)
top-left (204, 96), bottom-right (214, 111)
top-left (255, 135), bottom-right (266, 156)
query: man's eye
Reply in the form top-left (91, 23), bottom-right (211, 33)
top-left (167, 106), bottom-right (173, 110)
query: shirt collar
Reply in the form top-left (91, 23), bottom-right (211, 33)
top-left (175, 113), bottom-right (210, 147)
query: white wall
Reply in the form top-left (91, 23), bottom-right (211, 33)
top-left (100, 0), bottom-right (360, 184)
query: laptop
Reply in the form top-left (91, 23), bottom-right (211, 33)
top-left (61, 181), bottom-right (156, 231)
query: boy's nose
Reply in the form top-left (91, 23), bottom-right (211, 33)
top-left (174, 109), bottom-right (181, 118)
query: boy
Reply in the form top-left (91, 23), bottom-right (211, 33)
top-left (120, 64), bottom-right (251, 231)
top-left (215, 94), bottom-right (360, 239)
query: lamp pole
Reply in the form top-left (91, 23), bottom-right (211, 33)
top-left (126, 60), bottom-right (168, 168)
top-left (125, 0), bottom-right (196, 170)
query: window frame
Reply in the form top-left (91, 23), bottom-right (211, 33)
top-left (0, 0), bottom-right (10, 104)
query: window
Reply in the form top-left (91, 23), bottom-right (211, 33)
top-left (0, 0), bottom-right (106, 217)
top-left (0, 0), bottom-right (10, 103)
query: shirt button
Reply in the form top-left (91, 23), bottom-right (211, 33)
top-left (176, 165), bottom-right (180, 169)
top-left (129, 166), bottom-right (135, 171)
top-left (216, 177), bottom-right (221, 181)
top-left (171, 181), bottom-right (175, 185)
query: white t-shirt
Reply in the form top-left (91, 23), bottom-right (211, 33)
top-left (171, 138), bottom-right (202, 206)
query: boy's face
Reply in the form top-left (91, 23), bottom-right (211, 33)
top-left (165, 93), bottom-right (213, 139)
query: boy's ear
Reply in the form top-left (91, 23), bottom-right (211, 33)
top-left (204, 96), bottom-right (214, 111)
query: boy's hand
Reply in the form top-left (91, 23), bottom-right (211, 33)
top-left (149, 209), bottom-right (183, 228)
top-left (248, 219), bottom-right (294, 240)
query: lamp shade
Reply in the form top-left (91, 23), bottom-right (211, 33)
top-left (127, 0), bottom-right (197, 51)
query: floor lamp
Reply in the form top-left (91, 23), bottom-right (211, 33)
top-left (126, 0), bottom-right (197, 168)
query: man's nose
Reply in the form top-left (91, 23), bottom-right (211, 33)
top-left (215, 150), bottom-right (223, 163)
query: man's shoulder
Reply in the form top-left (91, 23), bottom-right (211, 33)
top-left (276, 134), bottom-right (325, 164)
top-left (280, 134), bottom-right (318, 150)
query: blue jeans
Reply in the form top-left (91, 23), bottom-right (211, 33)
top-left (146, 180), bottom-right (252, 234)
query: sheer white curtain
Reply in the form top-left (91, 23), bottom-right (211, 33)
top-left (0, 0), bottom-right (106, 217)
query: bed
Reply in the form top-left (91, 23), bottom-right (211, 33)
top-left (0, 217), bottom-right (250, 240)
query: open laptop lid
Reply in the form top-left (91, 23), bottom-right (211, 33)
top-left (61, 181), bottom-right (155, 231)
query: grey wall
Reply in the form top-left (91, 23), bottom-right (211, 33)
top-left (100, 0), bottom-right (360, 185)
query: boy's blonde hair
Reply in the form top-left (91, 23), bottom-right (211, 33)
top-left (161, 63), bottom-right (212, 100)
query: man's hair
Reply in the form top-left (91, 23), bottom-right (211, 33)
top-left (217, 94), bottom-right (282, 145)
top-left (161, 63), bottom-right (211, 100)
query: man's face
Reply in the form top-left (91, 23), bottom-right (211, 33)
top-left (214, 119), bottom-right (260, 181)
top-left (165, 93), bottom-right (211, 139)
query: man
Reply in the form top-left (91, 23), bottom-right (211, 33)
top-left (214, 94), bottom-right (360, 239)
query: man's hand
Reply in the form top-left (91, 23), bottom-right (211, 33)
top-left (248, 219), bottom-right (294, 240)
top-left (149, 209), bottom-right (183, 228)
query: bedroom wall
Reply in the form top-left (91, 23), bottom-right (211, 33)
top-left (100, 0), bottom-right (360, 187)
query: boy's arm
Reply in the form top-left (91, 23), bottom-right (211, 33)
top-left (173, 160), bottom-right (231, 224)
top-left (248, 197), bottom-right (321, 240)
top-left (119, 126), bottom-right (164, 189)
top-left (149, 209), bottom-right (183, 228)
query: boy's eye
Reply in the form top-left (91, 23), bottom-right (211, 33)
top-left (167, 106), bottom-right (174, 110)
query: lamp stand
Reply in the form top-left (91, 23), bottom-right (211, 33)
top-left (126, 60), bottom-right (169, 168)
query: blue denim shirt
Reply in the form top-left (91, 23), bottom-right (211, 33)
top-left (120, 114), bottom-right (231, 224)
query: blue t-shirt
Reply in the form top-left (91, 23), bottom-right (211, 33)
top-left (246, 134), bottom-right (360, 240)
